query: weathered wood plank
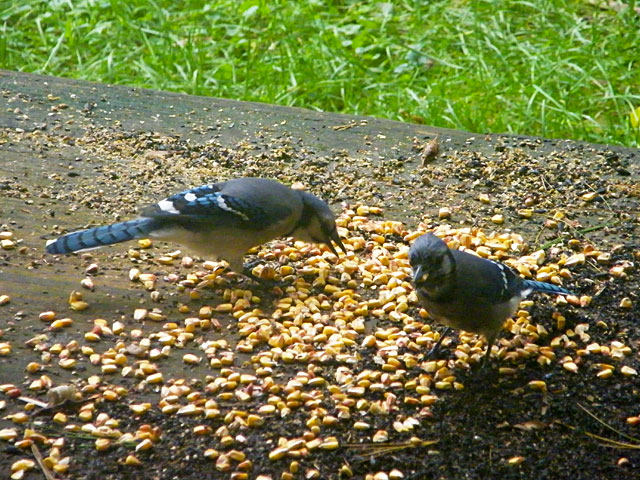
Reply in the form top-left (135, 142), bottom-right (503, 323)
top-left (0, 70), bottom-right (638, 479)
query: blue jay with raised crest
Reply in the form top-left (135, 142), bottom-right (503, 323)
top-left (46, 177), bottom-right (345, 273)
top-left (409, 233), bottom-right (571, 366)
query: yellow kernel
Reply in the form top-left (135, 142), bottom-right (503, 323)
top-left (125, 455), bottom-right (142, 466)
top-left (130, 404), bottom-right (151, 415)
top-left (527, 380), bottom-right (547, 392)
top-left (183, 354), bottom-right (201, 364)
top-left (52, 412), bottom-right (67, 424)
top-left (69, 301), bottom-right (89, 311)
top-left (25, 362), bottom-right (42, 373)
top-left (84, 332), bottom-right (101, 342)
top-left (11, 459), bottom-right (35, 472)
top-left (39, 311), bottom-right (56, 322)
top-left (78, 410), bottom-right (93, 421)
top-left (596, 369), bottom-right (613, 379)
top-left (95, 438), bottom-right (111, 451)
top-left (0, 428), bottom-right (18, 441)
top-left (102, 390), bottom-right (119, 401)
top-left (319, 437), bottom-right (339, 449)
top-left (50, 318), bottom-right (73, 330)
top-left (157, 256), bottom-right (173, 265)
top-left (619, 297), bottom-right (633, 309)
top-left (621, 366), bottom-right (637, 377)
top-left (438, 207), bottom-right (451, 219)
top-left (203, 449), bottom-right (219, 459)
top-left (280, 265), bottom-right (295, 276)
top-left (135, 439), bottom-right (153, 451)
top-left (215, 303), bottom-right (233, 313)
top-left (146, 373), bottom-right (164, 384)
top-left (1, 239), bottom-right (15, 249)
top-left (269, 447), bottom-right (288, 461)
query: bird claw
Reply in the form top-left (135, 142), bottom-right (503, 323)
top-left (426, 327), bottom-right (451, 359)
top-left (241, 263), bottom-right (287, 290)
top-left (479, 351), bottom-right (492, 370)
top-left (243, 258), bottom-right (265, 271)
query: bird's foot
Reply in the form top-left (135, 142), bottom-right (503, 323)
top-left (426, 327), bottom-right (451, 359)
top-left (241, 262), bottom-right (287, 290)
top-left (243, 258), bottom-right (265, 272)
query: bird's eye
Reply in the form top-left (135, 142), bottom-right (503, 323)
top-left (420, 273), bottom-right (429, 282)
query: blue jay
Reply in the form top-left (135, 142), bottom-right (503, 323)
top-left (409, 233), bottom-right (571, 366)
top-left (46, 177), bottom-right (345, 274)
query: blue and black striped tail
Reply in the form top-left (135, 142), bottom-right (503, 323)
top-left (523, 280), bottom-right (572, 296)
top-left (46, 218), bottom-right (154, 254)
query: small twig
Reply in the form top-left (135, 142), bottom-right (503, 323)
top-left (577, 403), bottom-right (640, 444)
top-left (539, 174), bottom-right (550, 192)
top-left (533, 224), bottom-right (546, 246)
top-left (344, 439), bottom-right (439, 460)
top-left (585, 182), bottom-right (615, 214)
top-left (555, 403), bottom-right (640, 450)
top-left (557, 421), bottom-right (640, 450)
top-left (30, 394), bottom-right (100, 417)
top-left (31, 443), bottom-right (56, 480)
top-left (332, 120), bottom-right (367, 131)
top-left (537, 222), bottom-right (616, 250)
top-left (593, 284), bottom-right (608, 298)
top-left (18, 396), bottom-right (49, 408)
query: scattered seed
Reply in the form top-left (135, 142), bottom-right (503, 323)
top-left (527, 380), bottom-right (547, 392)
top-left (619, 297), bottom-right (632, 309)
top-left (438, 207), bottom-right (451, 219)
top-left (1, 239), bottom-right (16, 250)
top-left (620, 366), bottom-right (637, 377)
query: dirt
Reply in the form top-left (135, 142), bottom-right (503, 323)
top-left (0, 70), bottom-right (639, 480)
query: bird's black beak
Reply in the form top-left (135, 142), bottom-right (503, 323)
top-left (413, 265), bottom-right (424, 283)
top-left (327, 230), bottom-right (346, 256)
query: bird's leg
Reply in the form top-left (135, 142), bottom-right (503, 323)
top-left (241, 260), bottom-right (286, 289)
top-left (241, 263), bottom-right (271, 284)
top-left (480, 336), bottom-right (495, 369)
top-left (243, 258), bottom-right (264, 272)
top-left (427, 327), bottom-right (451, 358)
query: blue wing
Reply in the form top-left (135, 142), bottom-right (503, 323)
top-left (451, 250), bottom-right (525, 303)
top-left (140, 184), bottom-right (269, 228)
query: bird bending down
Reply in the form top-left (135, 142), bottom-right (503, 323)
top-left (46, 177), bottom-right (345, 275)
top-left (409, 233), bottom-right (571, 366)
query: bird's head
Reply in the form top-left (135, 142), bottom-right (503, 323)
top-left (409, 233), bottom-right (456, 292)
top-left (292, 191), bottom-right (346, 256)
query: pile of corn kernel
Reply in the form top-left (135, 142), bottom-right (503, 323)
top-left (0, 205), bottom-right (637, 480)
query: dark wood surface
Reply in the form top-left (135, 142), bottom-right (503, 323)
top-left (1, 70), bottom-right (638, 479)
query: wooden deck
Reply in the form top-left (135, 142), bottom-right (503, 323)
top-left (1, 70), bottom-right (638, 479)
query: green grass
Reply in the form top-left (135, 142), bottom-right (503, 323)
top-left (2, 0), bottom-right (639, 147)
